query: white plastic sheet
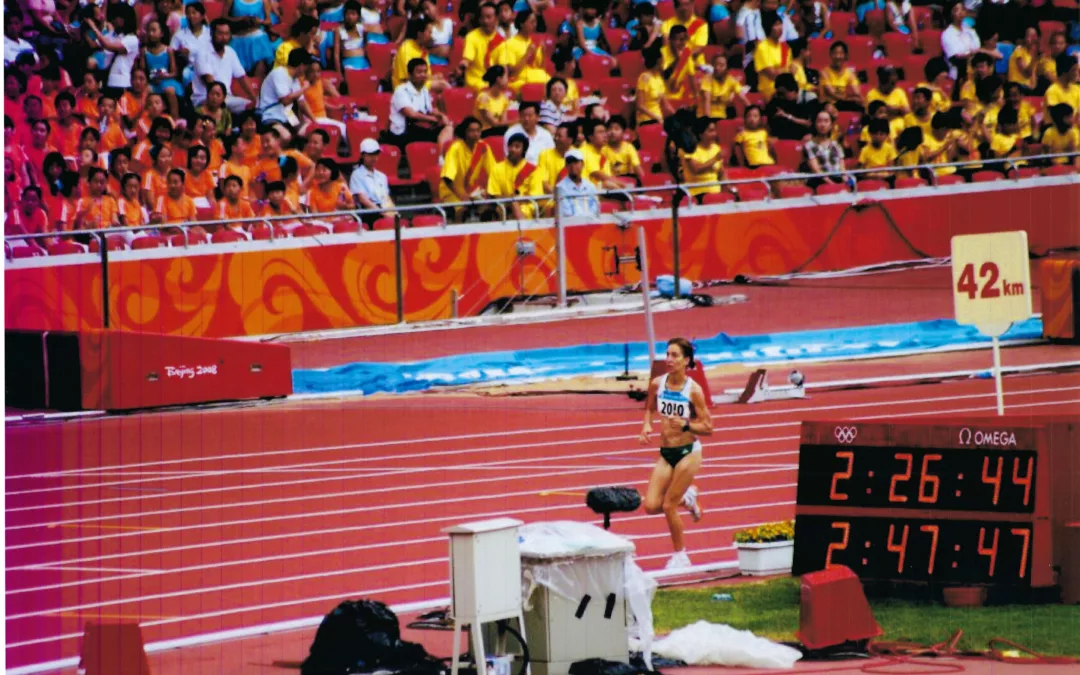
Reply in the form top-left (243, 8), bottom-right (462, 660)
top-left (518, 522), bottom-right (655, 670)
top-left (652, 621), bottom-right (803, 669)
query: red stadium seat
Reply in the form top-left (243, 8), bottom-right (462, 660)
top-left (203, 2), bottom-right (224, 22)
top-left (911, 6), bottom-right (933, 30)
top-left (715, 119), bottom-right (741, 151)
top-left (292, 224), bottom-right (330, 237)
top-left (593, 77), bottom-right (631, 101)
top-left (809, 38), bottom-right (832, 73)
top-left (599, 200), bottom-right (621, 213)
top-left (131, 236), bottom-right (167, 250)
top-left (725, 167), bottom-right (754, 181)
top-left (857, 179), bottom-right (890, 191)
top-left (483, 138), bottom-right (505, 162)
top-left (831, 11), bottom-right (857, 34)
top-left (895, 176), bottom-right (928, 188)
top-left (316, 123), bottom-right (343, 156)
top-left (656, 1), bottom-right (675, 19)
top-left (778, 184), bottom-right (812, 198)
top-left (377, 144), bottom-right (403, 176)
top-left (934, 174), bottom-right (965, 185)
top-left (368, 93), bottom-right (392, 123)
top-left (773, 141), bottom-right (804, 170)
top-left (971, 171), bottom-right (1004, 183)
top-left (1009, 167), bottom-right (1040, 179)
top-left (426, 165), bottom-right (443, 200)
top-left (406, 142), bottom-right (441, 179)
top-left (519, 83), bottom-right (546, 103)
top-left (579, 53), bottom-right (616, 82)
top-left (332, 219), bottom-right (362, 233)
top-left (543, 7), bottom-right (571, 35)
top-left (734, 183), bottom-right (770, 201)
top-left (603, 27), bottom-right (629, 54)
top-left (919, 30), bottom-right (943, 57)
top-left (46, 241), bottom-right (87, 256)
top-left (250, 222), bottom-right (284, 240)
top-left (640, 172), bottom-right (675, 206)
top-left (371, 216), bottom-right (399, 230)
top-left (846, 36), bottom-right (877, 69)
top-left (345, 70), bottom-right (381, 98)
top-left (864, 9), bottom-right (887, 36)
top-left (212, 229), bottom-right (249, 243)
top-left (1038, 21), bottom-right (1065, 51)
top-left (616, 51), bottom-right (646, 83)
top-left (1043, 165), bottom-right (1077, 176)
top-left (701, 191), bottom-right (736, 204)
top-left (366, 43), bottom-right (396, 80)
top-left (88, 235), bottom-right (128, 252)
top-left (816, 182), bottom-right (850, 195)
top-left (11, 244), bottom-right (46, 258)
top-left (882, 32), bottom-right (913, 61)
top-left (412, 214), bottom-right (445, 227)
top-left (637, 124), bottom-right (667, 158)
top-left (443, 87), bottom-right (477, 123)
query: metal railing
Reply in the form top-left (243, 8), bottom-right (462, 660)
top-left (5, 152), bottom-right (1077, 328)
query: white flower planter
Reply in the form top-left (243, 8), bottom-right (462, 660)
top-left (736, 540), bottom-right (794, 576)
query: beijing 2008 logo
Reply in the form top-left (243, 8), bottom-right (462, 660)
top-left (834, 426), bottom-right (858, 444)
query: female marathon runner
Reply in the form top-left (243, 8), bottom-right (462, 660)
top-left (639, 337), bottom-right (711, 570)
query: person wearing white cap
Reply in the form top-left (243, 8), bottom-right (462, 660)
top-left (556, 149), bottom-right (599, 218)
top-left (349, 138), bottom-right (397, 223)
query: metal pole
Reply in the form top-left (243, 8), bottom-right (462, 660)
top-left (638, 225), bottom-right (656, 366)
top-left (394, 214), bottom-right (404, 324)
top-left (992, 336), bottom-right (1004, 415)
top-left (100, 237), bottom-right (110, 329)
top-left (671, 190), bottom-right (682, 300)
top-left (554, 184), bottom-right (567, 308)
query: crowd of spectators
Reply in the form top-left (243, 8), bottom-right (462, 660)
top-left (3, 0), bottom-right (1080, 249)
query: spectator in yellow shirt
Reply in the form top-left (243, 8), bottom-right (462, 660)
top-left (487, 132), bottom-right (543, 219)
top-left (661, 0), bottom-right (709, 56)
top-left (1003, 82), bottom-right (1036, 140)
top-left (662, 25), bottom-right (703, 109)
top-left (581, 119), bottom-right (628, 190)
top-left (1044, 55), bottom-right (1080, 125)
top-left (858, 118), bottom-right (898, 180)
top-left (733, 105), bottom-right (775, 168)
top-left (636, 49), bottom-right (672, 126)
top-left (819, 40), bottom-right (864, 111)
top-left (920, 111), bottom-right (960, 176)
top-left (681, 117), bottom-right (726, 198)
top-left (1007, 26), bottom-right (1042, 94)
top-left (984, 106), bottom-right (1023, 171)
top-left (460, 4), bottom-right (504, 92)
top-left (867, 65), bottom-right (910, 119)
top-left (439, 117), bottom-right (495, 220)
top-left (753, 12), bottom-right (794, 100)
top-left (603, 115), bottom-right (644, 184)
top-left (476, 66), bottom-right (512, 135)
top-left (492, 10), bottom-right (550, 94)
top-left (858, 100), bottom-right (903, 149)
top-left (1041, 103), bottom-right (1080, 167)
top-left (903, 87), bottom-right (934, 139)
top-left (274, 16), bottom-right (320, 69)
top-left (698, 53), bottom-right (749, 120)
top-left (392, 18), bottom-right (436, 90)
top-left (959, 53), bottom-right (996, 105)
top-left (917, 57), bottom-right (955, 115)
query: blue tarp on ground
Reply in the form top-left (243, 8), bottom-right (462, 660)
top-left (292, 317), bottom-right (1044, 395)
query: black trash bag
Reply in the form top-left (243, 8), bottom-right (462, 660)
top-left (570, 658), bottom-right (659, 675)
top-left (586, 486), bottom-right (642, 529)
top-left (302, 599), bottom-right (440, 675)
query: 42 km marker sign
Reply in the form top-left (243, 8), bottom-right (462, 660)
top-left (951, 231), bottom-right (1033, 415)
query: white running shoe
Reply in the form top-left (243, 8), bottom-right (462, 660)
top-left (682, 485), bottom-right (703, 522)
top-left (664, 550), bottom-right (692, 570)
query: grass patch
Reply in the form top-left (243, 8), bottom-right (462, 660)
top-left (654, 578), bottom-right (1080, 656)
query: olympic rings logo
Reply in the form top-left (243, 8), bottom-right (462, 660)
top-left (834, 426), bottom-right (858, 444)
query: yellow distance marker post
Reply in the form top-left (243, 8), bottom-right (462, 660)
top-left (951, 231), bottom-right (1033, 416)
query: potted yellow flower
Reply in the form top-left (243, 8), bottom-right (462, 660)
top-left (733, 520), bottom-right (795, 576)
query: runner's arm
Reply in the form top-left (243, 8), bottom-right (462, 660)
top-left (686, 383), bottom-right (712, 435)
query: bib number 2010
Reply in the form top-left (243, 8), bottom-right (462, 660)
top-left (660, 401), bottom-right (687, 417)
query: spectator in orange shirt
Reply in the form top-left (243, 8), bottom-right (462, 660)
top-left (185, 145), bottom-right (218, 205)
top-left (8, 186), bottom-right (51, 249)
top-left (118, 173), bottom-right (150, 230)
top-left (142, 145), bottom-right (175, 209)
top-left (23, 119), bottom-right (58, 187)
top-left (153, 169), bottom-right (203, 240)
top-left (303, 157), bottom-right (350, 214)
top-left (254, 128), bottom-right (286, 185)
top-left (218, 134), bottom-right (254, 199)
top-left (133, 117), bottom-right (175, 171)
top-left (193, 115), bottom-right (226, 172)
top-left (74, 167), bottom-right (121, 230)
top-left (53, 93), bottom-right (85, 158)
top-left (96, 96), bottom-right (129, 153)
top-left (107, 149), bottom-right (132, 197)
top-left (216, 175), bottom-right (256, 234)
top-left (77, 71), bottom-right (103, 125)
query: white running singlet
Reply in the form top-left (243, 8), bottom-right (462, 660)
top-left (656, 374), bottom-right (694, 420)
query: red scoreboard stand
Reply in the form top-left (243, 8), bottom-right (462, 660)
top-left (793, 416), bottom-right (1080, 600)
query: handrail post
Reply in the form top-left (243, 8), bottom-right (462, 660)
top-left (671, 188), bottom-right (685, 300)
top-left (638, 224), bottom-right (656, 366)
top-left (554, 184), bottom-right (567, 308)
top-left (98, 233), bottom-right (110, 329)
top-left (394, 211), bottom-right (405, 324)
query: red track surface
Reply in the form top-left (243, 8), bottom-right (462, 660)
top-left (6, 369), bottom-right (1080, 672)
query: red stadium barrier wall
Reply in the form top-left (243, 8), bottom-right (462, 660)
top-left (6, 182), bottom-right (1079, 339)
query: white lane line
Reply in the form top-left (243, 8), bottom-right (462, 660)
top-left (5, 509), bottom-right (785, 623)
top-left (11, 565), bottom-right (164, 574)
top-left (4, 464), bottom-right (795, 549)
top-left (5, 493), bottom-right (794, 595)
top-left (5, 439), bottom-right (798, 515)
top-left (9, 382), bottom-right (1073, 482)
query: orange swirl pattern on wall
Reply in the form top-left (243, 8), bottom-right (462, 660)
top-left (6, 184), bottom-right (1078, 339)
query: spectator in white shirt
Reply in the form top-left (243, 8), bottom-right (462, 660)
top-left (83, 4), bottom-right (140, 90)
top-left (171, 2), bottom-right (213, 82)
top-left (4, 12), bottom-right (34, 67)
top-left (389, 58), bottom-right (453, 148)
top-left (941, 0), bottom-right (1001, 80)
top-left (504, 102), bottom-right (554, 164)
top-left (257, 49), bottom-right (314, 142)
top-left (193, 19), bottom-right (258, 113)
top-left (349, 138), bottom-right (398, 224)
top-left (556, 149), bottom-right (599, 218)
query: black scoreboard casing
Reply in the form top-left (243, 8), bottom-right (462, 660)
top-left (792, 418), bottom-right (1079, 590)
